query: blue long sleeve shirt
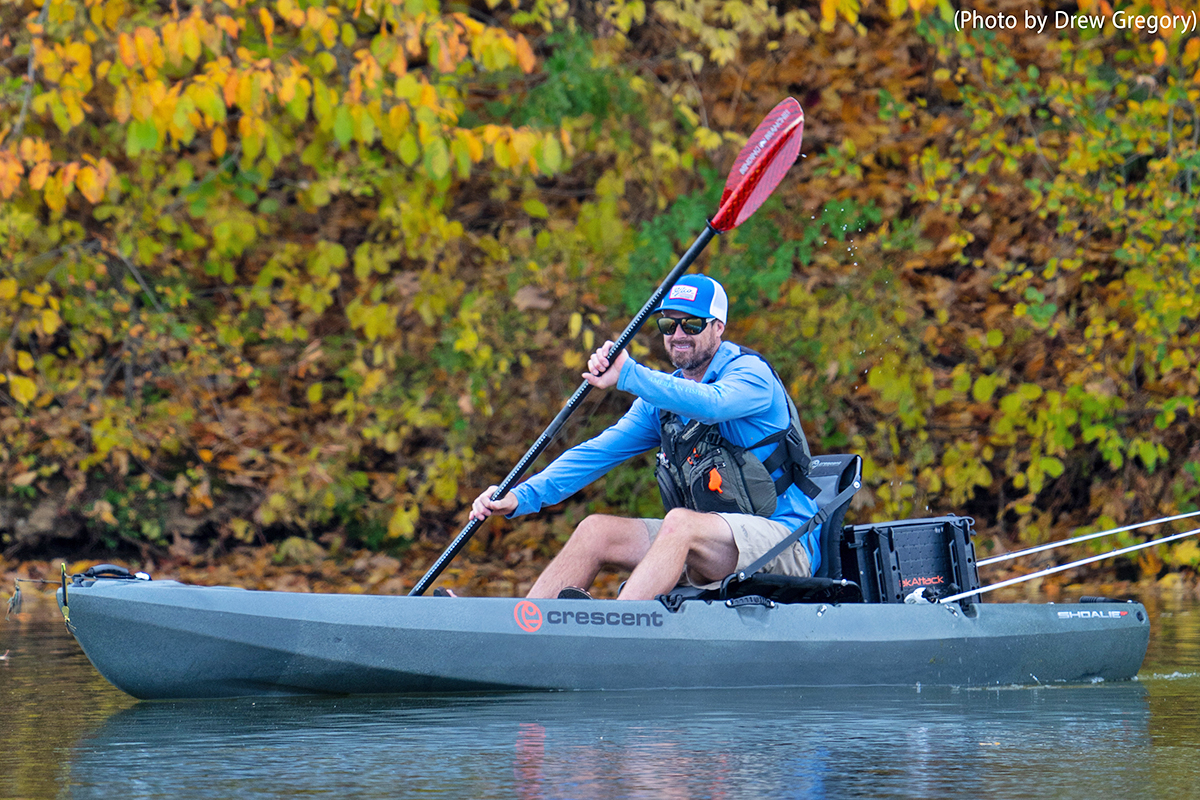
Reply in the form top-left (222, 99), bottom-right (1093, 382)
top-left (509, 341), bottom-right (822, 572)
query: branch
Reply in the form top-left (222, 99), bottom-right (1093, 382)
top-left (5, 0), bottom-right (52, 147)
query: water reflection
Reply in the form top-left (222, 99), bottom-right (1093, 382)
top-left (65, 684), bottom-right (1156, 799)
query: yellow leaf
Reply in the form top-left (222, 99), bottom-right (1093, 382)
top-left (388, 503), bottom-right (417, 539)
top-left (460, 129), bottom-right (483, 162)
top-left (212, 126), bottom-right (227, 157)
top-left (1185, 38), bottom-right (1200, 67)
top-left (20, 291), bottom-right (44, 308)
top-left (361, 368), bottom-right (385, 396)
top-left (388, 104), bottom-right (411, 135)
top-left (181, 15), bottom-right (201, 61)
top-left (133, 26), bottom-right (163, 74)
top-left (1152, 40), bottom-right (1167, 68)
top-left (199, 448), bottom-right (214, 462)
top-left (8, 374), bottom-right (37, 405)
top-left (162, 21), bottom-right (183, 66)
top-left (75, 165), bottom-right (105, 203)
top-left (0, 278), bottom-right (16, 300)
top-left (112, 83), bottom-right (132, 124)
top-left (569, 312), bottom-right (583, 338)
top-left (17, 351), bottom-right (34, 371)
top-left (41, 308), bottom-right (62, 335)
top-left (260, 8), bottom-right (274, 49)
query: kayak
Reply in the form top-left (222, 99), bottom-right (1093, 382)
top-left (57, 575), bottom-right (1149, 700)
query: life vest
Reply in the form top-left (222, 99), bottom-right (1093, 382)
top-left (655, 347), bottom-right (820, 517)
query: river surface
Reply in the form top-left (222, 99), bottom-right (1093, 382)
top-left (2, 590), bottom-right (1198, 799)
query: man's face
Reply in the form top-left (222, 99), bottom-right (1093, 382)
top-left (661, 311), bottom-right (725, 374)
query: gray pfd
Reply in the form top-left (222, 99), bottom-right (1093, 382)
top-left (655, 347), bottom-right (820, 517)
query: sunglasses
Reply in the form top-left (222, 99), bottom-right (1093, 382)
top-left (655, 316), bottom-right (712, 336)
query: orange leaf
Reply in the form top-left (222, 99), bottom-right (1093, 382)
top-left (118, 32), bottom-right (136, 67)
top-left (514, 34), bottom-right (536, 73)
top-left (28, 160), bottom-right (50, 191)
top-left (215, 15), bottom-right (240, 39)
top-left (0, 149), bottom-right (23, 198)
top-left (59, 161), bottom-right (80, 193)
top-left (19, 137), bottom-right (51, 163)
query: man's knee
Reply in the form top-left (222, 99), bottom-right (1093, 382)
top-left (571, 514), bottom-right (644, 549)
top-left (657, 508), bottom-right (721, 546)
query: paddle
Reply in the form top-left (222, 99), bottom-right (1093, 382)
top-left (409, 98), bottom-right (806, 596)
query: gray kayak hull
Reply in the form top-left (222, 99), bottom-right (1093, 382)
top-left (59, 579), bottom-right (1150, 700)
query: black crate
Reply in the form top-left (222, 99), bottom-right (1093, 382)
top-left (840, 516), bottom-right (980, 603)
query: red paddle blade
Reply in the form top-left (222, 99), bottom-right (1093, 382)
top-left (710, 98), bottom-right (804, 232)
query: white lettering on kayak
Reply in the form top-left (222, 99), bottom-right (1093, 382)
top-left (1057, 610), bottom-right (1129, 619)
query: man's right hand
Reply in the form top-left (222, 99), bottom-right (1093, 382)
top-left (470, 485), bottom-right (518, 521)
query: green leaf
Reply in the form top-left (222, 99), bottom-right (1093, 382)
top-left (126, 119), bottom-right (159, 157)
top-left (424, 137), bottom-right (450, 179)
top-left (333, 105), bottom-right (354, 147)
top-left (523, 198), bottom-right (549, 218)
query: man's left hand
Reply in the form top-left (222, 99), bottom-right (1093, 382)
top-left (583, 340), bottom-right (627, 389)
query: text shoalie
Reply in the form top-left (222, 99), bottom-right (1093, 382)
top-left (954, 7), bottom-right (1198, 34)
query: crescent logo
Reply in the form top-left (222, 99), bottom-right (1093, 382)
top-left (514, 600), bottom-right (543, 632)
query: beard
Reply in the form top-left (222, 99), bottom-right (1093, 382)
top-left (668, 334), bottom-right (720, 374)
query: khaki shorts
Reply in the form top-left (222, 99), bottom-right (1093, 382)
top-left (643, 512), bottom-right (812, 589)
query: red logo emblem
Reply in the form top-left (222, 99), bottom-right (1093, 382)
top-left (514, 600), bottom-right (543, 632)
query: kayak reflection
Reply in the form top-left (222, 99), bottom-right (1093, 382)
top-left (66, 685), bottom-right (1152, 799)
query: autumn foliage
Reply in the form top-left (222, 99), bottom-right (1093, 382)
top-left (2, 0), bottom-right (1200, 584)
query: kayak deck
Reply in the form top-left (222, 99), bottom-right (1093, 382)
top-left (59, 578), bottom-right (1150, 700)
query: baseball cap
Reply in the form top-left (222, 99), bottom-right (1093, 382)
top-left (652, 275), bottom-right (728, 323)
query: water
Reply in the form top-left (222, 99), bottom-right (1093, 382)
top-left (2, 593), bottom-right (1198, 799)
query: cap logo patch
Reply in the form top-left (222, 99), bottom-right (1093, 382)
top-left (668, 285), bottom-right (699, 301)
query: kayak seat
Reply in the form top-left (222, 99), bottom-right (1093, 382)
top-left (808, 453), bottom-right (863, 581)
top-left (655, 454), bottom-right (864, 609)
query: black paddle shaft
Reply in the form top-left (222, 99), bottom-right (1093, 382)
top-left (409, 223), bottom-right (718, 596)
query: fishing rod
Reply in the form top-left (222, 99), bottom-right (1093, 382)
top-left (940, 525), bottom-right (1200, 604)
top-left (978, 508), bottom-right (1200, 566)
top-left (408, 98), bottom-right (807, 596)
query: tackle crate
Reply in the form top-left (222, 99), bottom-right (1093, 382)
top-left (841, 515), bottom-right (980, 603)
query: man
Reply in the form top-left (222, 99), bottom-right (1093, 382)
top-left (470, 274), bottom-right (818, 600)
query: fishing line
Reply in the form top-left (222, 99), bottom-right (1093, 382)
top-left (978, 508), bottom-right (1200, 566)
top-left (941, 525), bottom-right (1200, 604)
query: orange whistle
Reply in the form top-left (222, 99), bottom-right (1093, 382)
top-left (708, 468), bottom-right (723, 493)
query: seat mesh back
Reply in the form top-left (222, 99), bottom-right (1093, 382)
top-left (806, 455), bottom-right (862, 579)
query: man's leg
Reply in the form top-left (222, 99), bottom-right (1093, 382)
top-left (527, 515), bottom-right (653, 599)
top-left (617, 509), bottom-right (738, 601)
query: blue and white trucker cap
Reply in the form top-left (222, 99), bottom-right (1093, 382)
top-left (653, 275), bottom-right (728, 323)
